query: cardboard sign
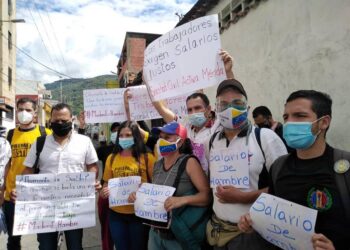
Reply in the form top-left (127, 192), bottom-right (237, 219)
top-left (250, 193), bottom-right (318, 250)
top-left (143, 15), bottom-right (226, 101)
top-left (83, 88), bottom-right (127, 123)
top-left (13, 173), bottom-right (96, 235)
top-left (134, 183), bottom-right (176, 222)
top-left (209, 148), bottom-right (250, 188)
top-left (108, 176), bottom-right (141, 207)
top-left (128, 85), bottom-right (188, 121)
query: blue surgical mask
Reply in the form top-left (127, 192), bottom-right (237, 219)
top-left (283, 120), bottom-right (321, 149)
top-left (119, 137), bottom-right (134, 149)
top-left (110, 132), bottom-right (117, 144)
top-left (188, 112), bottom-right (207, 127)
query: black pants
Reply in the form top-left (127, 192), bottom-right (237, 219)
top-left (3, 200), bottom-right (21, 250)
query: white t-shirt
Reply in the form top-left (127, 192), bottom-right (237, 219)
top-left (24, 133), bottom-right (98, 174)
top-left (178, 117), bottom-right (220, 173)
top-left (0, 137), bottom-right (11, 186)
top-left (205, 126), bottom-right (287, 223)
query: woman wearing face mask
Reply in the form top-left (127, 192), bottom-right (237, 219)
top-left (100, 121), bottom-right (155, 250)
top-left (130, 121), bottom-right (211, 250)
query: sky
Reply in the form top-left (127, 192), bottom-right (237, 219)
top-left (15, 0), bottom-right (197, 84)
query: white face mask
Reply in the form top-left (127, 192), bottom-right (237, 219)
top-left (17, 111), bottom-right (33, 125)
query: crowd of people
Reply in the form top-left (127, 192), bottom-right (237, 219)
top-left (0, 51), bottom-right (349, 250)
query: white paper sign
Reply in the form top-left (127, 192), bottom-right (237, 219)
top-left (13, 173), bottom-right (96, 235)
top-left (209, 148), bottom-right (250, 188)
top-left (108, 176), bottom-right (141, 207)
top-left (134, 183), bottom-right (176, 222)
top-left (128, 85), bottom-right (188, 121)
top-left (83, 88), bottom-right (127, 123)
top-left (143, 15), bottom-right (226, 101)
top-left (250, 193), bottom-right (318, 250)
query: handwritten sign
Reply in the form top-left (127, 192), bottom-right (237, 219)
top-left (128, 85), bottom-right (188, 121)
top-left (108, 176), bottom-right (141, 207)
top-left (13, 172), bottom-right (96, 235)
top-left (250, 193), bottom-right (318, 250)
top-left (134, 183), bottom-right (176, 222)
top-left (192, 142), bottom-right (208, 173)
top-left (143, 15), bottom-right (226, 101)
top-left (209, 148), bottom-right (250, 188)
top-left (83, 88), bottom-right (127, 123)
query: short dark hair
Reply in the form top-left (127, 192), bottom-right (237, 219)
top-left (286, 90), bottom-right (332, 118)
top-left (252, 106), bottom-right (272, 119)
top-left (16, 98), bottom-right (37, 110)
top-left (110, 122), bottom-right (120, 132)
top-left (51, 103), bottom-right (73, 117)
top-left (186, 93), bottom-right (210, 107)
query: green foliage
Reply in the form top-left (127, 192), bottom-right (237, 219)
top-left (44, 75), bottom-right (118, 115)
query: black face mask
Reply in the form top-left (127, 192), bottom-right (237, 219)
top-left (51, 122), bottom-right (72, 137)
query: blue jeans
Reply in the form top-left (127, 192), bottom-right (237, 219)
top-left (148, 228), bottom-right (182, 250)
top-left (37, 229), bottom-right (83, 250)
top-left (3, 200), bottom-right (21, 250)
top-left (109, 210), bottom-right (148, 250)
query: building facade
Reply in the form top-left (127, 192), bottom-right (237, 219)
top-left (0, 0), bottom-right (17, 129)
top-left (180, 0), bottom-right (350, 149)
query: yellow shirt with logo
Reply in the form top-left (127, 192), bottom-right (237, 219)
top-left (103, 152), bottom-right (155, 214)
top-left (5, 125), bottom-right (52, 201)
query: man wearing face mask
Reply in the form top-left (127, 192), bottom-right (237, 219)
top-left (20, 103), bottom-right (99, 250)
top-left (96, 122), bottom-right (119, 250)
top-left (239, 90), bottom-right (350, 250)
top-left (2, 98), bottom-right (51, 250)
top-left (205, 79), bottom-right (287, 249)
top-left (147, 51), bottom-right (234, 172)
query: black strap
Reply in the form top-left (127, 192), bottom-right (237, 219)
top-left (33, 135), bottom-right (46, 173)
top-left (333, 149), bottom-right (350, 222)
top-left (38, 126), bottom-right (47, 136)
top-left (6, 129), bottom-right (14, 144)
top-left (173, 155), bottom-right (200, 195)
top-left (254, 127), bottom-right (270, 189)
top-left (209, 131), bottom-right (220, 151)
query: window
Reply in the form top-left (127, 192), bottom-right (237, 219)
top-left (5, 106), bottom-right (14, 120)
top-left (8, 0), bottom-right (12, 16)
top-left (8, 31), bottom-right (12, 50)
top-left (8, 67), bottom-right (12, 89)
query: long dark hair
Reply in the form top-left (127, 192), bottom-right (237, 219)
top-left (112, 121), bottom-right (147, 162)
top-left (178, 138), bottom-right (193, 155)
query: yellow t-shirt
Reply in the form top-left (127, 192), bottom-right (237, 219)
top-left (103, 152), bottom-right (155, 214)
top-left (5, 125), bottom-right (52, 201)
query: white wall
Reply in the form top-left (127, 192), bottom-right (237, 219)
top-left (205, 0), bottom-right (350, 149)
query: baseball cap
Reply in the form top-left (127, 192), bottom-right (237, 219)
top-left (216, 79), bottom-right (247, 99)
top-left (152, 122), bottom-right (187, 140)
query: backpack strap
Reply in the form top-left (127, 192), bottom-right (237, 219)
top-left (39, 126), bottom-right (47, 136)
top-left (209, 131), bottom-right (220, 151)
top-left (6, 129), bottom-right (14, 144)
top-left (254, 127), bottom-right (270, 189)
top-left (32, 135), bottom-right (46, 174)
top-left (333, 148), bottom-right (350, 222)
top-left (173, 155), bottom-right (200, 195)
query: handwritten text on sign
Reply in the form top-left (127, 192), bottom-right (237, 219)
top-left (134, 183), bottom-right (176, 222)
top-left (143, 15), bottom-right (226, 101)
top-left (209, 148), bottom-right (250, 188)
top-left (250, 193), bottom-right (318, 250)
top-left (13, 173), bottom-right (96, 235)
top-left (83, 88), bottom-right (127, 123)
top-left (128, 85), bottom-right (189, 121)
top-left (108, 176), bottom-right (141, 207)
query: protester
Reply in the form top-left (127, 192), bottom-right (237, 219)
top-left (100, 121), bottom-right (155, 250)
top-left (130, 121), bottom-right (211, 249)
top-left (20, 103), bottom-right (100, 250)
top-left (252, 105), bottom-right (292, 152)
top-left (0, 135), bottom-right (11, 207)
top-left (205, 79), bottom-right (287, 249)
top-left (96, 122), bottom-right (120, 250)
top-left (3, 97), bottom-right (51, 250)
top-left (239, 90), bottom-right (350, 250)
top-left (143, 51), bottom-right (234, 172)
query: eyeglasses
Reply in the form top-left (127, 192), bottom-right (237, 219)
top-left (216, 99), bottom-right (247, 112)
